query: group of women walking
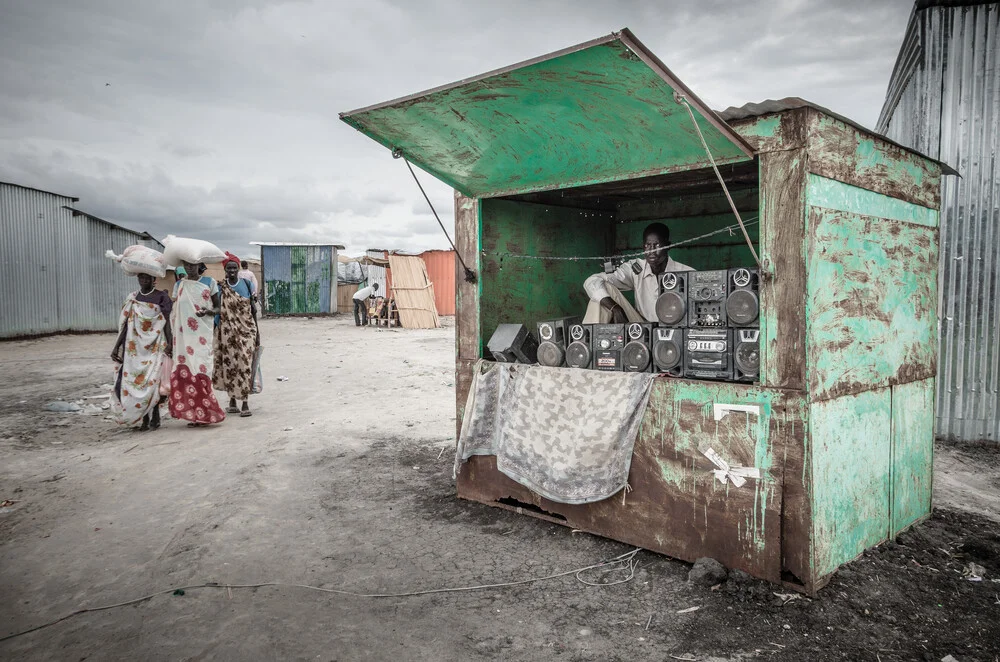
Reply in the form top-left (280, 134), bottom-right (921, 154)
top-left (110, 251), bottom-right (260, 430)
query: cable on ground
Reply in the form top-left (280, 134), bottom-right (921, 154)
top-left (0, 548), bottom-right (640, 643)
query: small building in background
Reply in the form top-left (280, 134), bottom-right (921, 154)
top-left (336, 249), bottom-right (455, 323)
top-left (251, 242), bottom-right (343, 315)
top-left (0, 181), bottom-right (163, 338)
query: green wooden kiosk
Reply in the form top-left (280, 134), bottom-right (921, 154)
top-left (341, 30), bottom-right (953, 593)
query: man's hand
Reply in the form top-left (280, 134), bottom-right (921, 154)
top-left (599, 297), bottom-right (627, 324)
top-left (111, 348), bottom-right (123, 363)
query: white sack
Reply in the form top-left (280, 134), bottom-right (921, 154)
top-left (162, 235), bottom-right (226, 266)
top-left (105, 245), bottom-right (167, 278)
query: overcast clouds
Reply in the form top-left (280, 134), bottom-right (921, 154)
top-left (0, 0), bottom-right (914, 258)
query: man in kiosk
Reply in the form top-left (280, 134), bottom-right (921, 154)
top-left (583, 222), bottom-right (692, 324)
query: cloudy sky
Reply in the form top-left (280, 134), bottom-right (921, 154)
top-left (0, 0), bottom-right (914, 258)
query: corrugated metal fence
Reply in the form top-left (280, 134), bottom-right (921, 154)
top-left (878, 2), bottom-right (1000, 441)
top-left (419, 250), bottom-right (456, 316)
top-left (1, 183), bottom-right (162, 338)
top-left (364, 249), bottom-right (389, 295)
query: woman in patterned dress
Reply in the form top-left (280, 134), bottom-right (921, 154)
top-left (169, 260), bottom-right (226, 426)
top-left (110, 272), bottom-right (173, 430)
top-left (213, 253), bottom-right (259, 417)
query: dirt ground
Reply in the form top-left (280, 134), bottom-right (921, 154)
top-left (1, 316), bottom-right (998, 662)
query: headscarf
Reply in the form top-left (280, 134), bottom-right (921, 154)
top-left (174, 266), bottom-right (188, 279)
top-left (222, 252), bottom-right (240, 269)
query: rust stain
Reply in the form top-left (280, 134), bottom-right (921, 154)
top-left (456, 381), bottom-right (803, 586)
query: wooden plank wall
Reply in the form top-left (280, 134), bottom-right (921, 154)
top-left (387, 254), bottom-right (440, 328)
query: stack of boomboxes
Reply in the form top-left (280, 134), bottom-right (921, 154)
top-left (488, 268), bottom-right (760, 383)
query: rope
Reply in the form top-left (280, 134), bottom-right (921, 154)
top-left (395, 150), bottom-right (477, 284)
top-left (0, 549), bottom-right (640, 643)
top-left (674, 93), bottom-right (761, 268)
top-left (485, 217), bottom-right (759, 263)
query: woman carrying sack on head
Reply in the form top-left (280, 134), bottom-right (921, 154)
top-left (214, 252), bottom-right (260, 417)
top-left (169, 258), bottom-right (227, 426)
top-left (107, 247), bottom-right (173, 431)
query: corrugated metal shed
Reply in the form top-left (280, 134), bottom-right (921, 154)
top-left (877, 1), bottom-right (1000, 441)
top-left (364, 249), bottom-right (389, 294)
top-left (253, 242), bottom-right (343, 315)
top-left (419, 249), bottom-right (456, 316)
top-left (1, 182), bottom-right (163, 338)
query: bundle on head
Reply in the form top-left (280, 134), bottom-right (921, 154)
top-left (106, 246), bottom-right (167, 278)
top-left (162, 235), bottom-right (226, 266)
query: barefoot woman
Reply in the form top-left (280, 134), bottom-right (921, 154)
top-left (214, 252), bottom-right (260, 417)
top-left (111, 271), bottom-right (173, 430)
top-left (169, 260), bottom-right (226, 425)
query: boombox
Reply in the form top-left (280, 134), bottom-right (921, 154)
top-left (487, 324), bottom-right (538, 364)
top-left (734, 329), bottom-right (760, 382)
top-left (688, 270), bottom-right (728, 327)
top-left (565, 324), bottom-right (593, 369)
top-left (683, 328), bottom-right (733, 380)
top-left (726, 267), bottom-right (760, 327)
top-left (591, 324), bottom-right (625, 371)
top-left (622, 322), bottom-right (653, 372)
top-left (652, 327), bottom-right (684, 376)
top-left (536, 316), bottom-right (582, 367)
top-left (655, 271), bottom-right (687, 326)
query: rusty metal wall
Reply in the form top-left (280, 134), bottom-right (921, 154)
top-left (1, 183), bottom-right (162, 338)
top-left (877, 2), bottom-right (1000, 441)
top-left (419, 249), bottom-right (456, 316)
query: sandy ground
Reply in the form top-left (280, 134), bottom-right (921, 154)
top-left (1, 316), bottom-right (998, 662)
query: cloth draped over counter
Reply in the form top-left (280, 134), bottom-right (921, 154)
top-left (455, 361), bottom-right (655, 504)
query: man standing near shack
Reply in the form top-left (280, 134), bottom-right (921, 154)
top-left (583, 222), bottom-right (692, 323)
top-left (352, 282), bottom-right (379, 326)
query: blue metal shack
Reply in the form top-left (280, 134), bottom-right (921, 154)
top-left (252, 242), bottom-right (344, 315)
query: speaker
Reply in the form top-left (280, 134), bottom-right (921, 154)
top-left (652, 327), bottom-right (684, 377)
top-left (487, 324), bottom-right (538, 364)
top-left (654, 271), bottom-right (687, 326)
top-left (734, 329), bottom-right (761, 382)
top-left (683, 328), bottom-right (733, 381)
top-left (536, 316), bottom-right (582, 367)
top-left (591, 324), bottom-right (625, 371)
top-left (726, 267), bottom-right (760, 328)
top-left (565, 324), bottom-right (593, 369)
top-left (623, 322), bottom-right (653, 372)
top-left (688, 270), bottom-right (729, 327)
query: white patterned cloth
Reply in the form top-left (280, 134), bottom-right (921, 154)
top-left (455, 361), bottom-right (655, 504)
top-left (111, 294), bottom-right (168, 426)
